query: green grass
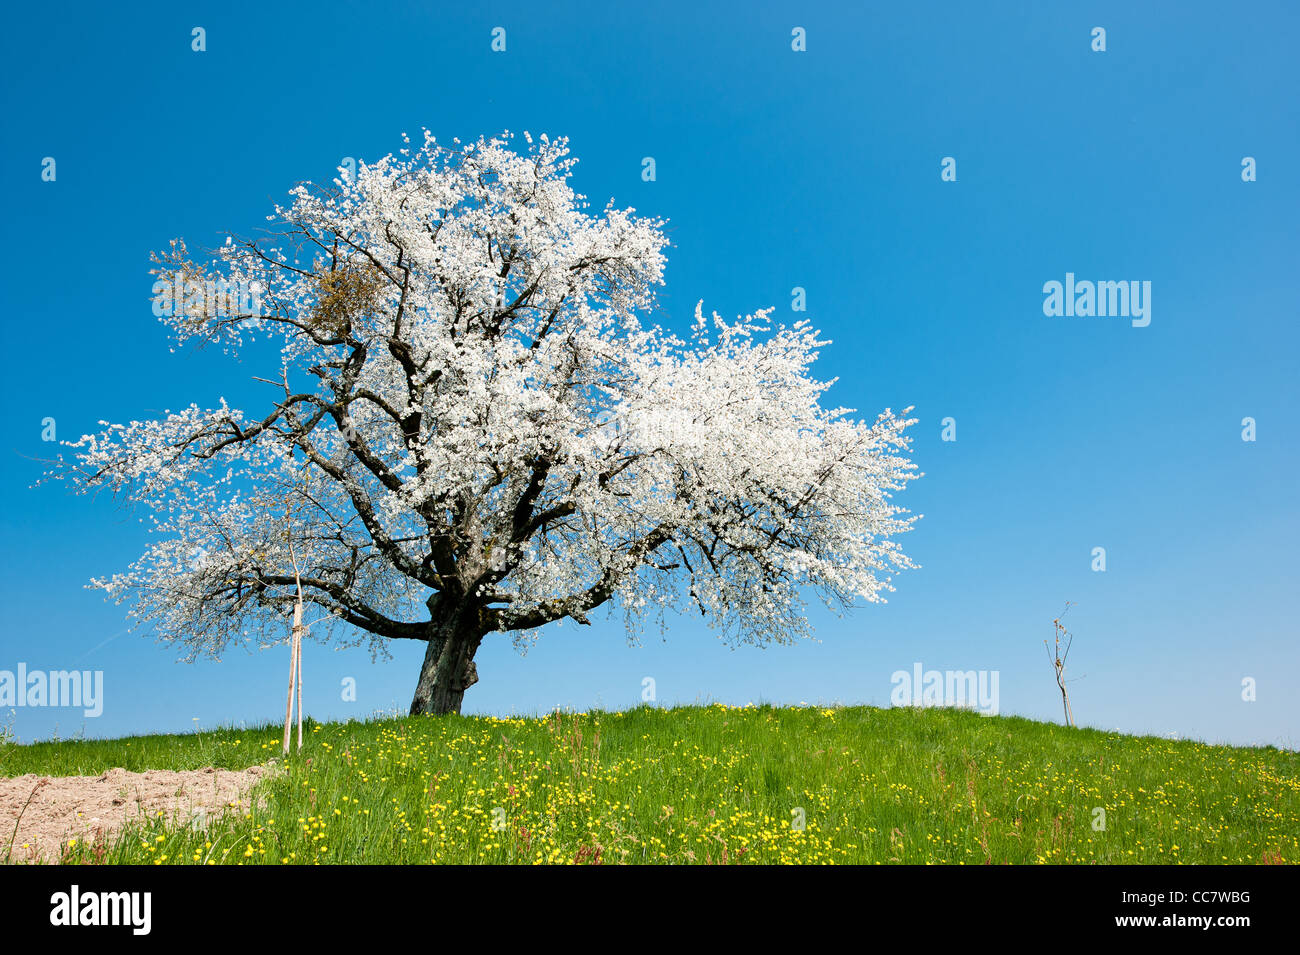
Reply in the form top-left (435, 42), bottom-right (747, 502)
top-left (0, 723), bottom-right (280, 778)
top-left (4, 704), bottom-right (1297, 864)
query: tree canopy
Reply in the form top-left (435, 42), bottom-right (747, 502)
top-left (52, 131), bottom-right (919, 713)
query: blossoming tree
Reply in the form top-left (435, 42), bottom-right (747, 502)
top-left (55, 132), bottom-right (919, 715)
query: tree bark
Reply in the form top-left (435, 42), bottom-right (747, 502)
top-left (409, 601), bottom-right (482, 716)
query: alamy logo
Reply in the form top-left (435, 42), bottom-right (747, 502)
top-left (0, 664), bottom-right (103, 717)
top-left (890, 663), bottom-right (1000, 716)
top-left (1042, 273), bottom-right (1151, 327)
top-left (49, 886), bottom-right (151, 935)
top-left (151, 276), bottom-right (263, 319)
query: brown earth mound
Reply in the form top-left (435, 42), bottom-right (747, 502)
top-left (0, 765), bottom-right (269, 863)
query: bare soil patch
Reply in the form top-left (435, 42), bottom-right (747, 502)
top-left (1, 765), bottom-right (270, 863)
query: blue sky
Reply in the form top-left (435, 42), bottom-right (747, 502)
top-left (1, 1), bottom-right (1296, 746)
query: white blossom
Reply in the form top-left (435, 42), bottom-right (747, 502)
top-left (48, 131), bottom-right (919, 669)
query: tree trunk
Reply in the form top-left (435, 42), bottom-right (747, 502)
top-left (282, 624), bottom-right (298, 755)
top-left (410, 603), bottom-right (482, 716)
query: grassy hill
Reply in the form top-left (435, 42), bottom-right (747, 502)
top-left (4, 704), bottom-right (1297, 864)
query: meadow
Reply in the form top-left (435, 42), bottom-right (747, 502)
top-left (3, 704), bottom-right (1297, 864)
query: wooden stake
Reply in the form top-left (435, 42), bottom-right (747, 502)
top-left (282, 616), bottom-right (297, 755)
top-left (288, 534), bottom-right (306, 752)
top-left (295, 615), bottom-right (303, 749)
